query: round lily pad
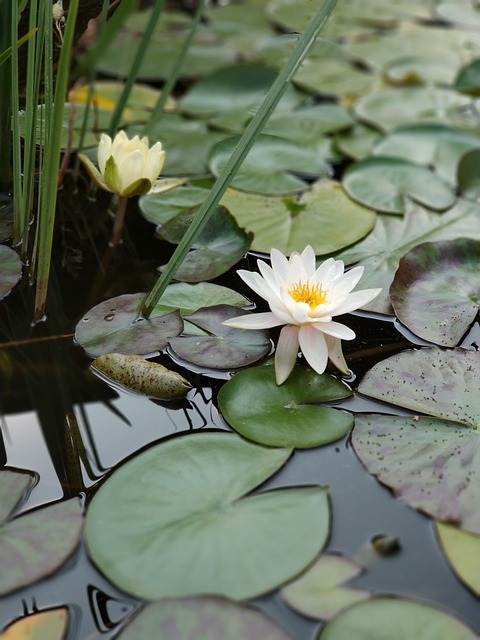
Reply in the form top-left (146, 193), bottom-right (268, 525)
top-left (1, 608), bottom-right (69, 640)
top-left (217, 364), bottom-right (353, 448)
top-left (118, 596), bottom-right (293, 640)
top-left (152, 282), bottom-right (251, 317)
top-left (390, 238), bottom-right (480, 347)
top-left (74, 293), bottom-right (183, 358)
top-left (85, 431), bottom-right (331, 600)
top-left (343, 157), bottom-right (456, 214)
top-left (455, 59), bottom-right (480, 96)
top-left (436, 522), bottom-right (480, 597)
top-left (458, 149), bottom-right (480, 201)
top-left (318, 597), bottom-right (478, 639)
top-left (0, 245), bottom-right (22, 300)
top-left (0, 470), bottom-right (34, 524)
top-left (169, 305), bottom-right (270, 369)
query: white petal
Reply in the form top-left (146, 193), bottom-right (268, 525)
top-left (331, 266), bottom-right (365, 295)
top-left (258, 259), bottom-right (283, 294)
top-left (313, 257), bottom-right (337, 285)
top-left (313, 320), bottom-right (355, 340)
top-left (145, 145), bottom-right (166, 182)
top-left (237, 269), bottom-right (280, 304)
top-left (298, 324), bottom-right (328, 375)
top-left (223, 312), bottom-right (284, 329)
top-left (288, 253), bottom-right (309, 286)
top-left (275, 325), bottom-right (299, 384)
top-left (324, 335), bottom-right (350, 374)
top-left (118, 150), bottom-right (145, 192)
top-left (270, 248), bottom-right (290, 282)
top-left (98, 133), bottom-right (112, 174)
top-left (300, 245), bottom-right (317, 276)
top-left (327, 288), bottom-right (382, 316)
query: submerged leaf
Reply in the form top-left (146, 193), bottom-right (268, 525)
top-left (91, 353), bottom-right (192, 399)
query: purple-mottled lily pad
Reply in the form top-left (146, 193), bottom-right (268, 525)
top-left (156, 206), bottom-right (253, 282)
top-left (436, 522), bottom-right (480, 597)
top-left (0, 195), bottom-right (14, 242)
top-left (390, 239), bottom-right (480, 346)
top-left (0, 497), bottom-right (83, 596)
top-left (354, 348), bottom-right (480, 533)
top-left (318, 597), bottom-right (478, 639)
top-left (117, 596), bottom-right (293, 640)
top-left (281, 553), bottom-right (369, 620)
top-left (0, 245), bottom-right (22, 300)
top-left (0, 469), bottom-right (34, 524)
top-left (217, 364), bottom-right (353, 448)
top-left (74, 293), bottom-right (183, 358)
top-left (1, 608), bottom-right (69, 639)
top-left (169, 305), bottom-right (270, 369)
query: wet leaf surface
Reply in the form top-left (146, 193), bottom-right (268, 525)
top-left (436, 522), bottom-right (480, 597)
top-left (0, 470), bottom-right (33, 524)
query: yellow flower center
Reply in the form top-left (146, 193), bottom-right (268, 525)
top-left (288, 281), bottom-right (327, 309)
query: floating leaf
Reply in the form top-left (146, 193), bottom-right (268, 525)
top-left (209, 134), bottom-right (327, 195)
top-left (334, 125), bottom-right (382, 161)
top-left (0, 470), bottom-right (34, 524)
top-left (91, 353), bottom-right (192, 399)
top-left (74, 293), bottom-right (183, 358)
top-left (218, 364), bottom-right (352, 448)
top-left (0, 245), bottom-right (22, 300)
top-left (0, 608), bottom-right (68, 640)
top-left (156, 206), bottom-right (253, 282)
top-left (0, 498), bottom-right (83, 596)
top-left (117, 596), bottom-right (293, 640)
top-left (140, 185), bottom-right (210, 226)
top-left (318, 597), bottom-right (478, 639)
top-left (220, 179), bottom-right (376, 255)
top-left (390, 238), bottom-right (480, 346)
top-left (436, 2), bottom-right (480, 29)
top-left (455, 59), bottom-right (480, 96)
top-left (263, 105), bottom-right (354, 143)
top-left (343, 157), bottom-right (455, 214)
top-left (151, 282), bottom-right (251, 317)
top-left (169, 305), bottom-right (270, 369)
top-left (339, 199), bottom-right (480, 314)
top-left (0, 195), bottom-right (14, 242)
top-left (436, 522), bottom-right (480, 597)
top-left (354, 348), bottom-right (480, 533)
top-left (281, 553), bottom-right (369, 620)
top-left (458, 149), bottom-right (480, 201)
top-left (85, 431), bottom-right (330, 600)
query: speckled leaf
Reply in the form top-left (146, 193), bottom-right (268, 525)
top-left (281, 554), bottom-right (369, 620)
top-left (85, 431), bottom-right (331, 600)
top-left (0, 245), bottom-right (22, 300)
top-left (156, 206), bottom-right (253, 282)
top-left (343, 157), bottom-right (455, 214)
top-left (117, 597), bottom-right (293, 640)
top-left (169, 305), bottom-right (270, 369)
top-left (0, 498), bottom-right (83, 596)
top-left (458, 149), bottom-right (480, 201)
top-left (338, 199), bottom-right (480, 314)
top-left (436, 522), bottom-right (480, 596)
top-left (0, 470), bottom-right (34, 524)
top-left (318, 597), bottom-right (478, 640)
top-left (209, 134), bottom-right (327, 195)
top-left (0, 608), bottom-right (68, 639)
top-left (74, 293), bottom-right (183, 358)
top-left (217, 364), bottom-right (353, 448)
top-left (390, 239), bottom-right (480, 346)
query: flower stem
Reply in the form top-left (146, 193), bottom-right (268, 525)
top-left (110, 196), bottom-right (128, 248)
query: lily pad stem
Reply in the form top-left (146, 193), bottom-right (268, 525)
top-left (110, 195), bottom-right (128, 248)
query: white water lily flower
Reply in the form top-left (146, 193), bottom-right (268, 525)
top-left (79, 131), bottom-right (166, 197)
top-left (224, 246), bottom-right (381, 385)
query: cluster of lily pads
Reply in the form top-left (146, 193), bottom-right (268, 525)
top-left (1, 0), bottom-right (480, 637)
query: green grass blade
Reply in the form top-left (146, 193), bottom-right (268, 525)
top-left (11, 0), bottom-right (22, 243)
top-left (0, 1), bottom-right (12, 192)
top-left (141, 0), bottom-right (339, 318)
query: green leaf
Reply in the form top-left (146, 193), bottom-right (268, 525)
top-left (455, 59), bottom-right (480, 96)
top-left (318, 597), bottom-right (478, 639)
top-left (74, 293), bottom-right (183, 358)
top-left (217, 364), bottom-right (353, 448)
top-left (140, 185), bottom-right (210, 226)
top-left (0, 470), bottom-right (34, 524)
top-left (343, 157), bottom-right (456, 214)
top-left (151, 282), bottom-right (251, 317)
top-left (0, 245), bottom-right (22, 300)
top-left (281, 553), bottom-right (369, 620)
top-left (263, 105), bottom-right (354, 142)
top-left (209, 134), bottom-right (327, 195)
top-left (390, 238), bottom-right (480, 346)
top-left (436, 522), bottom-right (480, 597)
top-left (0, 608), bottom-right (69, 640)
top-left (117, 596), bottom-right (293, 640)
top-left (334, 125), bottom-right (382, 161)
top-left (85, 431), bottom-right (331, 600)
top-left (156, 206), bottom-right (253, 281)
top-left (169, 305), bottom-right (270, 369)
top-left (458, 149), bottom-right (480, 200)
top-left (0, 194), bottom-right (14, 242)
top-left (436, 2), bottom-right (480, 29)
top-left (0, 498), bottom-right (83, 596)
top-left (339, 199), bottom-right (480, 314)
top-left (220, 179), bottom-right (376, 255)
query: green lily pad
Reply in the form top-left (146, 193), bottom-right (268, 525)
top-left (281, 553), bottom-right (370, 620)
top-left (117, 596), bottom-right (293, 640)
top-left (156, 206), bottom-right (253, 282)
top-left (354, 348), bottom-right (480, 532)
top-left (1, 608), bottom-right (69, 640)
top-left (217, 364), bottom-right (353, 448)
top-left (339, 199), bottom-right (480, 314)
top-left (0, 245), bottom-right (22, 300)
top-left (263, 106), bottom-right (355, 143)
top-left (458, 149), bottom-right (480, 200)
top-left (354, 88), bottom-right (473, 132)
top-left (435, 2), bottom-right (480, 28)
top-left (0, 470), bottom-right (34, 524)
top-left (85, 431), bottom-right (331, 600)
top-left (220, 179), bottom-right (376, 255)
top-left (343, 157), bottom-right (456, 214)
top-left (318, 597), bottom-right (478, 640)
top-left (455, 59), bottom-right (480, 96)
top-left (436, 522), bottom-right (480, 597)
top-left (152, 282), bottom-right (251, 317)
top-left (372, 124), bottom-right (480, 184)
top-left (140, 185), bottom-right (210, 226)
top-left (74, 293), bottom-right (183, 358)
top-left (390, 238), bottom-right (480, 346)
top-left (334, 125), bottom-right (382, 161)
top-left (0, 195), bottom-right (14, 241)
top-left (384, 54), bottom-right (459, 86)
top-left (209, 134), bottom-right (327, 195)
top-left (169, 305), bottom-right (270, 369)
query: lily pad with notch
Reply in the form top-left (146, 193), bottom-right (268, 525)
top-left (390, 238), bottom-right (480, 347)
top-left (169, 305), bottom-right (270, 369)
top-left (217, 363), bottom-right (353, 448)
